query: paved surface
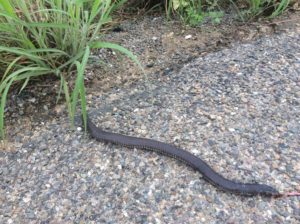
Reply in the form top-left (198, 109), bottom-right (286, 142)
top-left (1, 27), bottom-right (300, 223)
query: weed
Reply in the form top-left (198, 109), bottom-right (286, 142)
top-left (166, 0), bottom-right (224, 26)
top-left (207, 11), bottom-right (224, 24)
top-left (167, 0), bottom-right (291, 25)
top-left (237, 0), bottom-right (291, 20)
top-left (0, 0), bottom-right (142, 139)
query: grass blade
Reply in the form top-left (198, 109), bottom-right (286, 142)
top-left (90, 41), bottom-right (143, 70)
top-left (0, 78), bottom-right (14, 139)
top-left (62, 77), bottom-right (72, 126)
top-left (70, 46), bottom-right (90, 128)
top-left (0, 0), bottom-right (16, 17)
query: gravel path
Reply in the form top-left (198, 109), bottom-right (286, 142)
top-left (1, 26), bottom-right (300, 223)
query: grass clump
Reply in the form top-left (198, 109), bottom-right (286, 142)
top-left (166, 0), bottom-right (223, 26)
top-left (166, 0), bottom-right (291, 26)
top-left (247, 0), bottom-right (290, 18)
top-left (0, 0), bottom-right (142, 139)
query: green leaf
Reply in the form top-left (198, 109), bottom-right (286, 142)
top-left (90, 41), bottom-right (143, 70)
top-left (0, 46), bottom-right (40, 59)
top-left (0, 78), bottom-right (15, 139)
top-left (61, 77), bottom-right (72, 125)
top-left (70, 46), bottom-right (90, 128)
top-left (0, 0), bottom-right (16, 17)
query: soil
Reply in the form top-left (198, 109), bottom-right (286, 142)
top-left (88, 10), bottom-right (300, 92)
top-left (2, 10), bottom-right (300, 143)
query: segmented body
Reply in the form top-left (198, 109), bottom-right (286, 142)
top-left (87, 116), bottom-right (280, 197)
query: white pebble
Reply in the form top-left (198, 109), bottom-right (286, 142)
top-left (23, 196), bottom-right (31, 203)
top-left (185, 34), bottom-right (192, 39)
top-left (28, 98), bottom-right (36, 103)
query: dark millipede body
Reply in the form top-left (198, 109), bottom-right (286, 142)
top-left (87, 116), bottom-right (280, 197)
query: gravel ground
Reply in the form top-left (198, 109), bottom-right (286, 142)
top-left (1, 24), bottom-right (300, 223)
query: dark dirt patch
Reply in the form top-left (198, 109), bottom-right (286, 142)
top-left (88, 11), bottom-right (300, 92)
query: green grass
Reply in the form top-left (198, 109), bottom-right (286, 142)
top-left (166, 0), bottom-right (291, 26)
top-left (246, 0), bottom-right (290, 18)
top-left (0, 0), bottom-right (144, 139)
top-left (165, 0), bottom-right (225, 26)
top-left (166, 0), bottom-right (203, 25)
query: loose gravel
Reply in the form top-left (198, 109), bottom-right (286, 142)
top-left (1, 25), bottom-right (300, 224)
